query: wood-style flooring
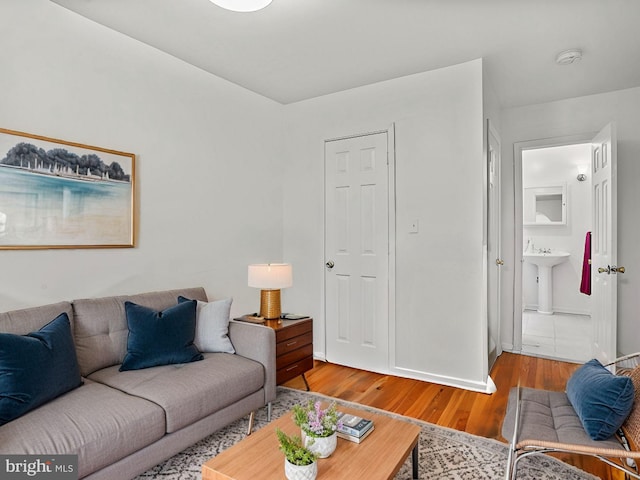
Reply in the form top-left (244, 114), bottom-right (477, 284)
top-left (282, 352), bottom-right (623, 480)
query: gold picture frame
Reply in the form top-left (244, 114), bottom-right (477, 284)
top-left (0, 128), bottom-right (136, 249)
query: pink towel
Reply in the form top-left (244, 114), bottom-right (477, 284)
top-left (580, 231), bottom-right (591, 295)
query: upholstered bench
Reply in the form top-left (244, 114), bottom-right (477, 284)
top-left (502, 355), bottom-right (640, 480)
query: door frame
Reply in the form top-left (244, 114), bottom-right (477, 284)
top-left (512, 133), bottom-right (595, 352)
top-left (486, 119), bottom-right (502, 369)
top-left (323, 124), bottom-right (397, 372)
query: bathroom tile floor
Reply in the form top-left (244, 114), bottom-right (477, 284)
top-left (521, 310), bottom-right (592, 363)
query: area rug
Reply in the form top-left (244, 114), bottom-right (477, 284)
top-left (134, 386), bottom-right (597, 480)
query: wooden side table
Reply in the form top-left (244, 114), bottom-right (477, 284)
top-left (235, 316), bottom-right (313, 390)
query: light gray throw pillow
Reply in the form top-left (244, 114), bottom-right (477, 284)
top-left (194, 298), bottom-right (235, 353)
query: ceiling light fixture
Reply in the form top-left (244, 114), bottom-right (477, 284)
top-left (209, 0), bottom-right (272, 12)
top-left (555, 49), bottom-right (583, 65)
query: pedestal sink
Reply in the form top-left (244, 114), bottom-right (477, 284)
top-left (523, 251), bottom-right (570, 315)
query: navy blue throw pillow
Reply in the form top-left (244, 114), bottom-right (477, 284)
top-left (566, 358), bottom-right (635, 440)
top-left (0, 313), bottom-right (82, 426)
top-left (120, 300), bottom-right (203, 371)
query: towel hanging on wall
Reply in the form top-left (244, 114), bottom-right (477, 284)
top-left (580, 231), bottom-right (591, 295)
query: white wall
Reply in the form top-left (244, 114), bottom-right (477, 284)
top-left (0, 0), bottom-right (285, 316)
top-left (1, 2), bottom-right (491, 392)
top-left (500, 87), bottom-right (640, 355)
top-left (522, 144), bottom-right (592, 315)
top-left (283, 60), bottom-right (489, 390)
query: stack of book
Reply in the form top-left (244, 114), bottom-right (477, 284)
top-left (336, 412), bottom-right (374, 443)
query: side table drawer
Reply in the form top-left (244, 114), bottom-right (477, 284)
top-left (277, 356), bottom-right (314, 385)
top-left (275, 321), bottom-right (312, 342)
top-left (278, 343), bottom-right (313, 368)
top-left (276, 332), bottom-right (313, 357)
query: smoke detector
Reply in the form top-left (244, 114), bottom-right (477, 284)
top-left (556, 49), bottom-right (583, 65)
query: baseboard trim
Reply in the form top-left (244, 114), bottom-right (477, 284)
top-left (388, 366), bottom-right (497, 394)
top-left (313, 352), bottom-right (326, 362)
top-left (523, 306), bottom-right (591, 316)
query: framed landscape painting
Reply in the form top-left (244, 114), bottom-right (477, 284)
top-left (0, 128), bottom-right (135, 249)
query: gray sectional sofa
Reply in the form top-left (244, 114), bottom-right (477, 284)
top-left (0, 287), bottom-right (276, 479)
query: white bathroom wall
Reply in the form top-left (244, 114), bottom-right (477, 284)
top-left (522, 144), bottom-right (592, 315)
top-left (0, 1), bottom-right (285, 315)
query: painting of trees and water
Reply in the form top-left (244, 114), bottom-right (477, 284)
top-left (0, 128), bottom-right (135, 248)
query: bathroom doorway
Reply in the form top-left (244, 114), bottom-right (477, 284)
top-left (516, 138), bottom-right (594, 363)
top-left (513, 125), bottom-right (619, 364)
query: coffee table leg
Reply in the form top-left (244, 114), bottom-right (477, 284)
top-left (412, 442), bottom-right (419, 479)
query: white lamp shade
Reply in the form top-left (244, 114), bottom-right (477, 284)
top-left (248, 263), bottom-right (292, 289)
top-left (209, 0), bottom-right (272, 12)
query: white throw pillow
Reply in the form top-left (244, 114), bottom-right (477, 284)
top-left (194, 298), bottom-right (235, 353)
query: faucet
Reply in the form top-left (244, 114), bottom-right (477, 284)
top-left (538, 247), bottom-right (551, 254)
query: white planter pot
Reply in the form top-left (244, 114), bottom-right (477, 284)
top-left (284, 458), bottom-right (317, 480)
top-left (302, 431), bottom-right (338, 458)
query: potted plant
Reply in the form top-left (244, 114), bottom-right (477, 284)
top-left (292, 400), bottom-right (342, 458)
top-left (276, 428), bottom-right (318, 480)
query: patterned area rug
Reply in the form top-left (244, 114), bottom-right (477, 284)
top-left (134, 386), bottom-right (597, 480)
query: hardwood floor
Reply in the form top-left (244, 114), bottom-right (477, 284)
top-left (282, 352), bottom-right (624, 480)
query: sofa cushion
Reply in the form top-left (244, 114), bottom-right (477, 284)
top-left (89, 352), bottom-right (264, 433)
top-left (0, 301), bottom-right (74, 336)
top-left (73, 287), bottom-right (208, 376)
top-left (0, 379), bottom-right (166, 479)
top-left (120, 300), bottom-right (203, 371)
top-left (566, 358), bottom-right (635, 440)
top-left (178, 296), bottom-right (235, 353)
top-left (0, 313), bottom-right (82, 426)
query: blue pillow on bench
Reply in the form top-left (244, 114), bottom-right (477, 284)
top-left (566, 358), bottom-right (634, 440)
top-left (0, 313), bottom-right (82, 426)
top-left (120, 300), bottom-right (203, 371)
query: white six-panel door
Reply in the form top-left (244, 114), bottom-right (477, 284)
top-left (324, 132), bottom-right (389, 372)
top-left (591, 123), bottom-right (618, 364)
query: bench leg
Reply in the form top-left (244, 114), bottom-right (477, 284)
top-left (504, 446), bottom-right (514, 480)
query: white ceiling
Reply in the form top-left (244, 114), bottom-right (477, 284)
top-left (50, 0), bottom-right (640, 107)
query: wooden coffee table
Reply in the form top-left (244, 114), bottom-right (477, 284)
top-left (202, 403), bottom-right (421, 479)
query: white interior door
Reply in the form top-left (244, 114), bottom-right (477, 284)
top-left (487, 121), bottom-right (502, 369)
top-left (591, 123), bottom-right (619, 364)
top-left (324, 131), bottom-right (389, 372)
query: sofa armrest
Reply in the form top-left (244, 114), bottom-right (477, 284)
top-left (228, 320), bottom-right (276, 404)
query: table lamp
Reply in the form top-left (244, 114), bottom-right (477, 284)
top-left (248, 263), bottom-right (293, 319)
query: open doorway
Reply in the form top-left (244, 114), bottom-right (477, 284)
top-left (513, 134), bottom-right (596, 363)
top-left (520, 143), bottom-right (592, 362)
top-left (513, 125), bottom-right (619, 365)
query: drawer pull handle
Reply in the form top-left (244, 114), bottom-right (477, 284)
top-left (286, 341), bottom-right (298, 347)
top-left (286, 365), bottom-right (299, 372)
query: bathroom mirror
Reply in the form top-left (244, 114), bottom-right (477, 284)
top-left (523, 184), bottom-right (567, 225)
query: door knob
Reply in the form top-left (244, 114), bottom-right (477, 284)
top-left (325, 260), bottom-right (335, 269)
top-left (612, 266), bottom-right (626, 274)
top-left (598, 266), bottom-right (611, 274)
top-left (495, 259), bottom-right (504, 266)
